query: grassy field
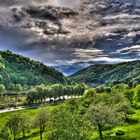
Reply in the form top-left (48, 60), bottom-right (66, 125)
top-left (111, 109), bottom-right (140, 140)
top-left (0, 105), bottom-right (140, 140)
top-left (99, 109), bottom-right (140, 140)
top-left (0, 106), bottom-right (56, 140)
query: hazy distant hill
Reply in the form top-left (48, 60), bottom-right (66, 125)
top-left (70, 61), bottom-right (140, 86)
top-left (0, 51), bottom-right (67, 87)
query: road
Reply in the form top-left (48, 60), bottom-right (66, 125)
top-left (0, 105), bottom-right (38, 114)
top-left (0, 96), bottom-right (80, 114)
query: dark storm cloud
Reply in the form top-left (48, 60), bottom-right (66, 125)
top-left (0, 0), bottom-right (82, 75)
top-left (0, 27), bottom-right (29, 50)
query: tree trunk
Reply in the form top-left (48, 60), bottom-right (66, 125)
top-left (63, 95), bottom-right (65, 100)
top-left (98, 124), bottom-right (103, 139)
top-left (23, 129), bottom-right (25, 137)
top-left (40, 128), bottom-right (43, 140)
top-left (14, 134), bottom-right (16, 140)
top-left (130, 100), bottom-right (133, 107)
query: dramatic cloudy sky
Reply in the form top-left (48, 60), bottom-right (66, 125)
top-left (0, 0), bottom-right (140, 75)
top-left (0, 0), bottom-right (82, 75)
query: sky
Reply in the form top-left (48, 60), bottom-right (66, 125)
top-left (0, 0), bottom-right (80, 75)
top-left (0, 0), bottom-right (140, 75)
top-left (0, 0), bottom-right (79, 7)
top-left (57, 0), bottom-right (79, 7)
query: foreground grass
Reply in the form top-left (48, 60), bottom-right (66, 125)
top-left (111, 109), bottom-right (140, 140)
top-left (98, 109), bottom-right (140, 140)
top-left (0, 105), bottom-right (56, 140)
top-left (1, 106), bottom-right (140, 140)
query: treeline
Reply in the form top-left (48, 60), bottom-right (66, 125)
top-left (0, 84), bottom-right (23, 94)
top-left (94, 83), bottom-right (140, 107)
top-left (0, 83), bottom-right (86, 109)
top-left (27, 84), bottom-right (86, 104)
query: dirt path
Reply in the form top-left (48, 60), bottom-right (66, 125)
top-left (0, 105), bottom-right (38, 114)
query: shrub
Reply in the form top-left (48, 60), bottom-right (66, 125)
top-left (116, 130), bottom-right (125, 136)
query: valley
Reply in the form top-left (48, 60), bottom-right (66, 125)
top-left (0, 51), bottom-right (140, 140)
top-left (0, 0), bottom-right (140, 140)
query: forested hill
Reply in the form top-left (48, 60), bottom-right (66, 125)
top-left (0, 50), bottom-right (67, 87)
top-left (70, 61), bottom-right (140, 86)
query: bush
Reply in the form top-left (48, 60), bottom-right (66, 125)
top-left (126, 117), bottom-right (139, 124)
top-left (116, 130), bottom-right (125, 136)
top-left (0, 104), bottom-right (6, 109)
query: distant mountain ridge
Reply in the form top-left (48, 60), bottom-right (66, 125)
top-left (70, 60), bottom-right (140, 86)
top-left (0, 51), bottom-right (67, 87)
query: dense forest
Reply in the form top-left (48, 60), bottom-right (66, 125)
top-left (70, 61), bottom-right (140, 86)
top-left (0, 51), bottom-right (69, 88)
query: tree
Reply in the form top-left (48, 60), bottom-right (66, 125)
top-left (124, 89), bottom-right (135, 106)
top-left (112, 84), bottom-right (129, 94)
top-left (0, 55), bottom-right (5, 70)
top-left (0, 126), bottom-right (11, 140)
top-left (83, 88), bottom-right (96, 98)
top-left (87, 102), bottom-right (124, 139)
top-left (27, 88), bottom-right (37, 104)
top-left (6, 113), bottom-right (22, 140)
top-left (35, 85), bottom-right (45, 104)
top-left (20, 114), bottom-right (31, 138)
top-left (0, 75), bottom-right (3, 84)
top-left (8, 84), bottom-right (16, 92)
top-left (15, 84), bottom-right (22, 93)
top-left (5, 113), bottom-right (31, 139)
top-left (34, 108), bottom-right (48, 140)
top-left (51, 84), bottom-right (63, 101)
top-left (0, 84), bottom-right (5, 94)
top-left (46, 107), bottom-right (89, 140)
top-left (135, 85), bottom-right (140, 102)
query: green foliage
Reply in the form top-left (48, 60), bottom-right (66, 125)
top-left (34, 108), bottom-right (49, 140)
top-left (95, 85), bottom-right (112, 93)
top-left (5, 113), bottom-right (23, 140)
top-left (0, 55), bottom-right (5, 70)
top-left (0, 126), bottom-right (11, 140)
top-left (0, 91), bottom-right (137, 140)
top-left (46, 106), bottom-right (90, 140)
top-left (0, 84), bottom-right (5, 94)
top-left (135, 85), bottom-right (140, 102)
top-left (70, 61), bottom-right (140, 86)
top-left (87, 101), bottom-right (124, 138)
top-left (15, 84), bottom-right (22, 92)
top-left (8, 84), bottom-right (16, 92)
top-left (3, 113), bottom-right (31, 140)
top-left (124, 89), bottom-right (135, 106)
top-left (0, 51), bottom-right (67, 87)
top-left (26, 84), bottom-right (86, 104)
top-left (0, 75), bottom-right (3, 84)
top-left (83, 88), bottom-right (96, 98)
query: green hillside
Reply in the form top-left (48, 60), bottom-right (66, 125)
top-left (70, 61), bottom-right (140, 86)
top-left (0, 50), bottom-right (67, 87)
